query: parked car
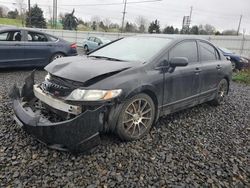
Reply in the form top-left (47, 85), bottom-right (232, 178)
top-left (83, 36), bottom-right (111, 52)
top-left (218, 47), bottom-right (248, 70)
top-left (11, 35), bottom-right (232, 152)
top-left (0, 27), bottom-right (78, 68)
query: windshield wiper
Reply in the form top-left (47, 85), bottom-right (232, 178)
top-left (88, 55), bottom-right (123, 62)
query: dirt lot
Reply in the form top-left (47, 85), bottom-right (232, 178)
top-left (0, 70), bottom-right (249, 187)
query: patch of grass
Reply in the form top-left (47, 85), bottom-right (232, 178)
top-left (233, 69), bottom-right (250, 85)
top-left (0, 18), bottom-right (23, 27)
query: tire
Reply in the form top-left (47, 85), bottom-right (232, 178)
top-left (210, 79), bottom-right (229, 106)
top-left (50, 53), bottom-right (65, 62)
top-left (116, 93), bottom-right (156, 141)
top-left (84, 45), bottom-right (89, 53)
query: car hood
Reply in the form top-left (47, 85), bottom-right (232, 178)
top-left (45, 56), bottom-right (141, 83)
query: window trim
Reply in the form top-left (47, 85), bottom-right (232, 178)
top-left (168, 39), bottom-right (199, 63)
top-left (198, 40), bottom-right (221, 62)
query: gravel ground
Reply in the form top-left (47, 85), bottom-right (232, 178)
top-left (0, 70), bottom-right (249, 187)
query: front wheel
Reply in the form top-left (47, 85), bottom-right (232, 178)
top-left (116, 93), bottom-right (156, 141)
top-left (210, 79), bottom-right (229, 106)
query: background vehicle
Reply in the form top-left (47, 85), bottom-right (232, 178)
top-left (12, 35), bottom-right (232, 152)
top-left (218, 47), bottom-right (249, 70)
top-left (83, 36), bottom-right (111, 52)
top-left (0, 27), bottom-right (78, 68)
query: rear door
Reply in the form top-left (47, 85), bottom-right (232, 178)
top-left (21, 31), bottom-right (53, 66)
top-left (0, 30), bottom-right (27, 68)
top-left (88, 37), bottom-right (98, 50)
top-left (162, 40), bottom-right (201, 112)
top-left (198, 40), bottom-right (221, 102)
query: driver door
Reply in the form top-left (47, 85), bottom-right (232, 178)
top-left (162, 40), bottom-right (201, 113)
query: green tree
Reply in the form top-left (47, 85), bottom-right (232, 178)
top-left (174, 28), bottom-right (179, 34)
top-left (62, 9), bottom-right (78, 30)
top-left (7, 9), bottom-right (19, 19)
top-left (148, 20), bottom-right (160, 33)
top-left (148, 19), bottom-right (160, 33)
top-left (26, 4), bottom-right (46, 28)
top-left (124, 22), bottom-right (137, 32)
top-left (163, 26), bottom-right (174, 34)
top-left (91, 21), bottom-right (97, 31)
top-left (99, 21), bottom-right (108, 32)
top-left (190, 25), bottom-right (199, 35)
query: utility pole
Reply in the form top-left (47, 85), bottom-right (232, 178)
top-left (189, 6), bottom-right (193, 25)
top-left (121, 0), bottom-right (127, 33)
top-left (237, 15), bottom-right (242, 35)
top-left (188, 6), bottom-right (193, 32)
top-left (53, 0), bottom-right (57, 29)
top-left (28, 0), bottom-right (31, 27)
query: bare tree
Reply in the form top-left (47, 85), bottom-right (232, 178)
top-left (103, 18), bottom-right (111, 28)
top-left (14, 0), bottom-right (26, 26)
top-left (135, 16), bottom-right (149, 33)
top-left (91, 16), bottom-right (101, 24)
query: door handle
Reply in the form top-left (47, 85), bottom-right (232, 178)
top-left (216, 65), bottom-right (221, 70)
top-left (47, 44), bottom-right (52, 47)
top-left (194, 67), bottom-right (201, 74)
top-left (15, 43), bottom-right (21, 46)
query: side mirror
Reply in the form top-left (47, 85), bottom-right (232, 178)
top-left (226, 56), bottom-right (231, 61)
top-left (98, 42), bottom-right (102, 46)
top-left (169, 57), bottom-right (189, 67)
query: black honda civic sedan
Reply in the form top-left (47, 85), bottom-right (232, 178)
top-left (11, 35), bottom-right (232, 152)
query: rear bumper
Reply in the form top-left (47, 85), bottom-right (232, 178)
top-left (10, 72), bottom-right (105, 153)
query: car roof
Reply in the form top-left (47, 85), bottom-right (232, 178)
top-left (135, 34), bottom-right (205, 40)
top-left (0, 27), bottom-right (46, 34)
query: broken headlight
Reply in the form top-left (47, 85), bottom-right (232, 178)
top-left (66, 89), bottom-right (122, 101)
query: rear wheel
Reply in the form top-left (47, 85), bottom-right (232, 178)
top-left (210, 79), bottom-right (228, 106)
top-left (116, 93), bottom-right (155, 141)
top-left (84, 45), bottom-right (89, 53)
top-left (50, 53), bottom-right (65, 62)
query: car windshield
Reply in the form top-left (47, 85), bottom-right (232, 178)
top-left (219, 47), bottom-right (233, 54)
top-left (89, 36), bottom-right (172, 62)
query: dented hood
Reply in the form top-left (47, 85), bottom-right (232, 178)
top-left (45, 56), bottom-right (140, 83)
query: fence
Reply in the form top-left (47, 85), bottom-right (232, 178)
top-left (40, 29), bottom-right (250, 58)
top-left (1, 24), bottom-right (249, 58)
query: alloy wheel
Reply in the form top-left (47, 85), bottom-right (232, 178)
top-left (122, 98), bottom-right (153, 137)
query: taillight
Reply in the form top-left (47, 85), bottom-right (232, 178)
top-left (70, 43), bottom-right (77, 49)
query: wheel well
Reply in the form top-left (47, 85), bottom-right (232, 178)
top-left (141, 89), bottom-right (159, 122)
top-left (50, 52), bottom-right (66, 62)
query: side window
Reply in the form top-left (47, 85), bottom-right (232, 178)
top-left (95, 38), bottom-right (101, 44)
top-left (28, 32), bottom-right (48, 42)
top-left (169, 41), bottom-right (198, 63)
top-left (89, 37), bottom-right (95, 42)
top-left (0, 31), bottom-right (21, 41)
top-left (199, 41), bottom-right (217, 61)
top-left (48, 35), bottom-right (58, 42)
top-left (0, 32), bottom-right (8, 41)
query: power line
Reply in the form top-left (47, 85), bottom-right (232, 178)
top-left (58, 0), bottom-right (162, 7)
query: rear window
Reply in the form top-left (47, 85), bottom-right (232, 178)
top-left (200, 41), bottom-right (217, 61)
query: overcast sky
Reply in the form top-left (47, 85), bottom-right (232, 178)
top-left (1, 0), bottom-right (250, 33)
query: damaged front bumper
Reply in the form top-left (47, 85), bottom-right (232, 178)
top-left (10, 72), bottom-right (106, 153)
